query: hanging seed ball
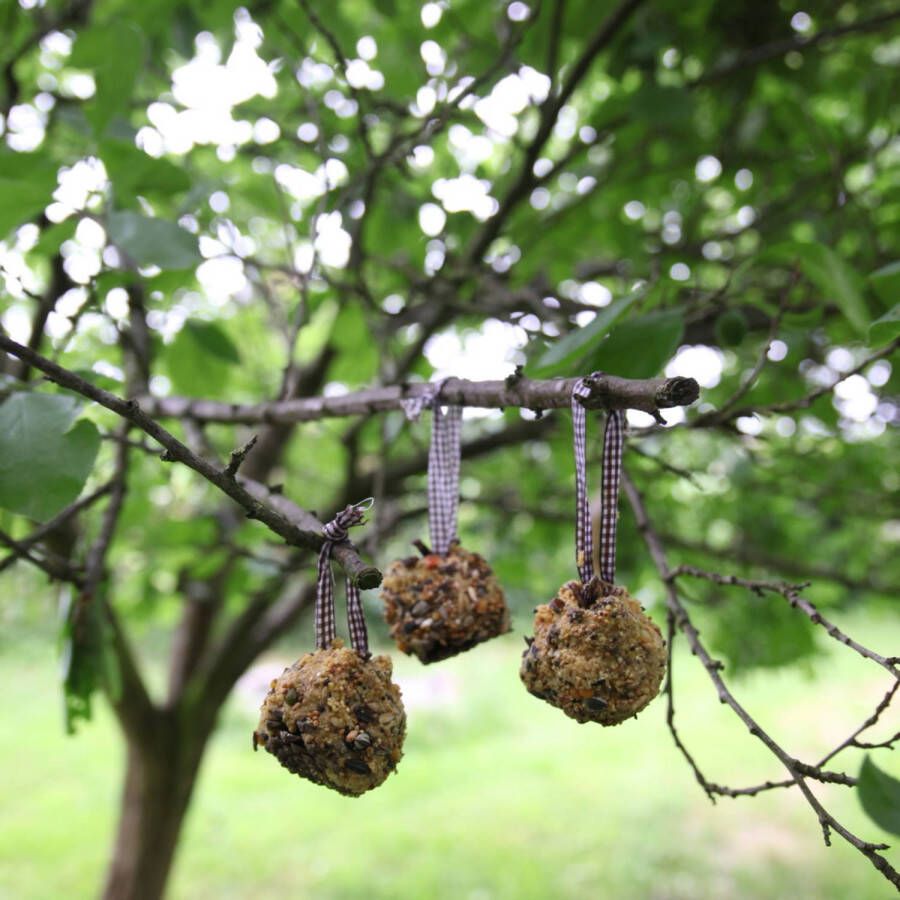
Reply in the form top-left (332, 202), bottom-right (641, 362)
top-left (253, 641), bottom-right (406, 796)
top-left (380, 541), bottom-right (511, 664)
top-left (520, 577), bottom-right (666, 726)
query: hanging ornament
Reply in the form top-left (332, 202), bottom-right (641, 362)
top-left (520, 377), bottom-right (666, 726)
top-left (380, 386), bottom-right (510, 664)
top-left (255, 500), bottom-right (406, 796)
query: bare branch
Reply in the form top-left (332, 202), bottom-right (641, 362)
top-left (692, 283), bottom-right (793, 428)
top-left (224, 434), bottom-right (258, 479)
top-left (83, 428), bottom-right (130, 598)
top-left (623, 471), bottom-right (900, 889)
top-left (660, 532), bottom-right (895, 596)
top-left (671, 565), bottom-right (899, 678)
top-left (818, 682), bottom-right (900, 767)
top-left (141, 373), bottom-right (699, 425)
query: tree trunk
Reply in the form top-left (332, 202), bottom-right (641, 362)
top-left (101, 715), bottom-right (206, 900)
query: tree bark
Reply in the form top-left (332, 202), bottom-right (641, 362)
top-left (101, 715), bottom-right (206, 900)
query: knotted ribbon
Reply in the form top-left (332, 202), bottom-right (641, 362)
top-left (572, 374), bottom-right (625, 584)
top-left (401, 381), bottom-right (462, 556)
top-left (315, 498), bottom-right (374, 655)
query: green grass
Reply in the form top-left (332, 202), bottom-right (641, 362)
top-left (0, 614), bottom-right (897, 900)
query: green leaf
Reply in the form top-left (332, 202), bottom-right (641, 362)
top-left (792, 244), bottom-right (869, 335)
top-left (100, 139), bottom-right (191, 201)
top-left (868, 306), bottom-right (900, 346)
top-left (165, 320), bottom-right (241, 396)
top-left (714, 309), bottom-right (748, 347)
top-left (531, 292), bottom-right (641, 375)
top-left (869, 261), bottom-right (900, 308)
top-left (59, 584), bottom-right (120, 734)
top-left (630, 84), bottom-right (694, 127)
top-left (0, 393), bottom-right (101, 521)
top-left (106, 210), bottom-right (200, 270)
top-left (0, 151), bottom-right (57, 238)
top-left (69, 22), bottom-right (145, 134)
top-left (587, 309), bottom-right (685, 379)
top-left (183, 320), bottom-right (241, 364)
top-left (710, 589), bottom-right (818, 673)
top-left (858, 756), bottom-right (900, 837)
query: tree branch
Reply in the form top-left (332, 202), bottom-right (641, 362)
top-left (0, 528), bottom-right (84, 585)
top-left (660, 532), bottom-right (896, 596)
top-left (142, 373), bottom-right (699, 425)
top-left (695, 10), bottom-right (900, 86)
top-left (0, 335), bottom-right (380, 588)
top-left (623, 471), bottom-right (900, 890)
top-left (671, 565), bottom-right (899, 678)
top-left (466, 0), bottom-right (647, 264)
top-left (0, 481), bottom-right (113, 577)
top-left (693, 336), bottom-right (900, 427)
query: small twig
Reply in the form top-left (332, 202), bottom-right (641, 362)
top-left (225, 434), bottom-right (258, 478)
top-left (629, 444), bottom-right (703, 487)
top-left (671, 565), bottom-right (899, 678)
top-left (0, 527), bottom-right (84, 585)
top-left (660, 532), bottom-right (895, 596)
top-left (817, 681), bottom-right (900, 768)
top-left (693, 282), bottom-right (793, 427)
top-left (0, 481), bottom-right (113, 577)
top-left (664, 608), bottom-right (718, 802)
top-left (82, 428), bottom-right (130, 598)
top-left (694, 10), bottom-right (900, 85)
top-left (296, 0), bottom-right (373, 158)
top-left (697, 336), bottom-right (900, 426)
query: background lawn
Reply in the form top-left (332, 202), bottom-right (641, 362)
top-left (0, 608), bottom-right (897, 899)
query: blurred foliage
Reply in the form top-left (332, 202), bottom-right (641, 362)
top-left (0, 0), bottom-right (898, 880)
top-left (1, 0), bottom-right (897, 685)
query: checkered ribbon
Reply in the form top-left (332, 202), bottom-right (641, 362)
top-left (572, 375), bottom-right (626, 584)
top-left (402, 381), bottom-right (462, 556)
top-left (315, 499), bottom-right (374, 655)
top-left (428, 402), bottom-right (462, 555)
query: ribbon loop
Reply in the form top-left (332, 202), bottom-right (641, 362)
top-left (315, 500), bottom-right (372, 656)
top-left (428, 403), bottom-right (462, 555)
top-left (571, 374), bottom-right (626, 585)
top-left (402, 380), bottom-right (462, 557)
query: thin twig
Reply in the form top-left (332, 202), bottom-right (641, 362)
top-left (697, 336), bottom-right (900, 426)
top-left (692, 281), bottom-right (794, 427)
top-left (0, 528), bottom-right (84, 585)
top-left (225, 434), bottom-right (258, 478)
top-left (82, 428), bottom-right (130, 598)
top-left (671, 565), bottom-right (899, 678)
top-left (0, 481), bottom-right (113, 577)
top-left (694, 10), bottom-right (900, 85)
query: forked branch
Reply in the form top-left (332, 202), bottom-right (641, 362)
top-left (623, 471), bottom-right (900, 890)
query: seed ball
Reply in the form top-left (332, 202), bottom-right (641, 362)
top-left (380, 541), bottom-right (511, 664)
top-left (253, 642), bottom-right (406, 796)
top-left (520, 577), bottom-right (666, 726)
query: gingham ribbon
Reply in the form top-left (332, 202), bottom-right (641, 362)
top-left (315, 499), bottom-right (373, 655)
top-left (428, 402), bottom-right (462, 555)
top-left (402, 381), bottom-right (462, 556)
top-left (572, 374), bottom-right (626, 584)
